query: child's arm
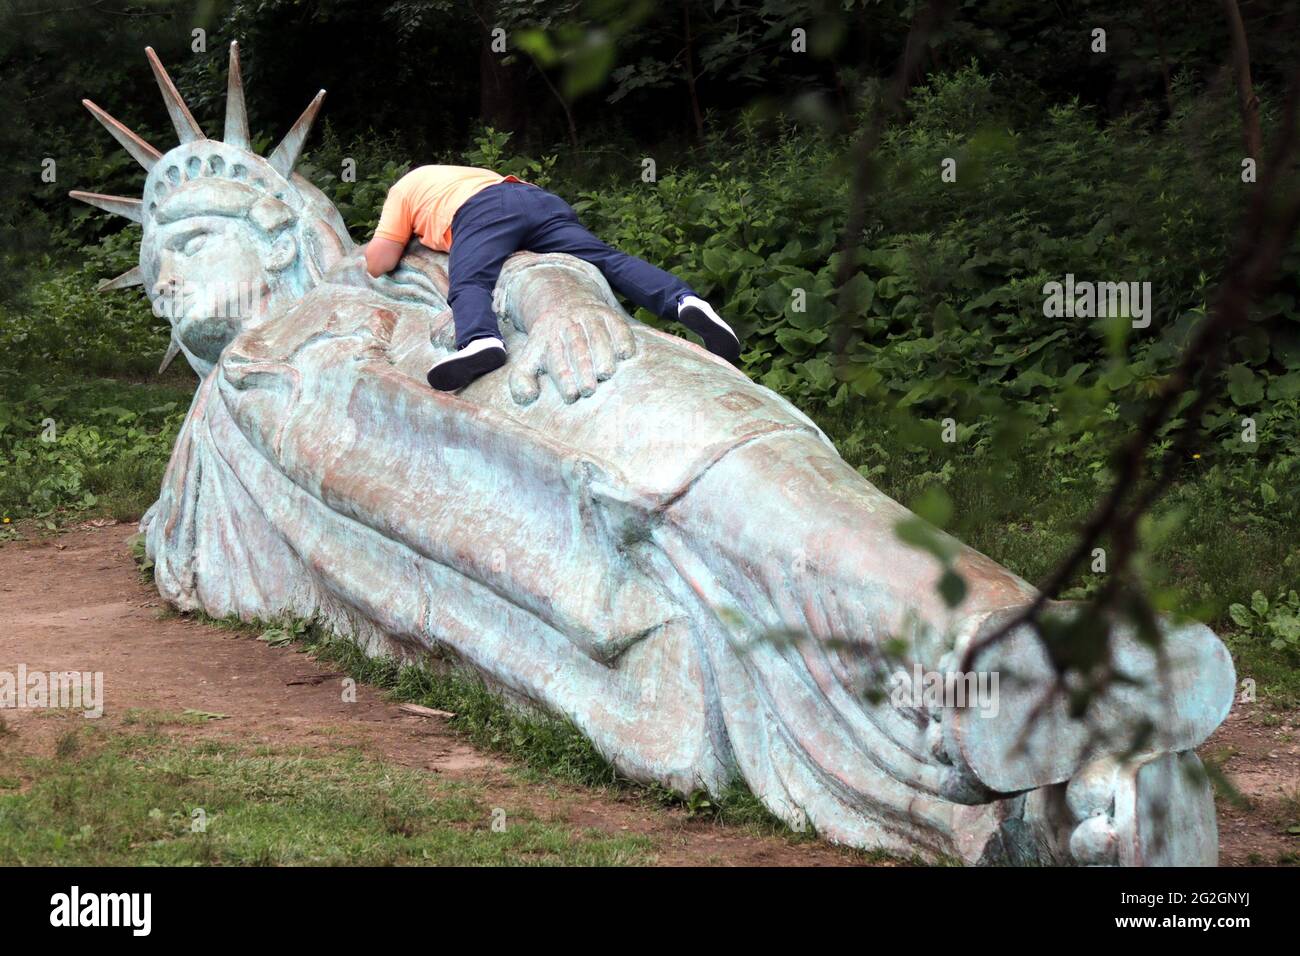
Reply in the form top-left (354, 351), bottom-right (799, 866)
top-left (364, 237), bottom-right (405, 277)
top-left (366, 185), bottom-right (411, 277)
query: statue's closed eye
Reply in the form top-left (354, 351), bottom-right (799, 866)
top-left (164, 228), bottom-right (209, 255)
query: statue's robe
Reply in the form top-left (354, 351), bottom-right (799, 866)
top-left (143, 252), bottom-right (1232, 864)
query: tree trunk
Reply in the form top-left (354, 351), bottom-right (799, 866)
top-left (531, 62), bottom-right (579, 149)
top-left (1220, 0), bottom-right (1263, 158)
top-left (473, 0), bottom-right (525, 134)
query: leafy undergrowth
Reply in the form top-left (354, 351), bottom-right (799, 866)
top-left (0, 723), bottom-right (653, 866)
top-left (0, 369), bottom-right (190, 525)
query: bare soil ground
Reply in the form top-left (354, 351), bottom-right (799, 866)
top-left (1, 523), bottom-right (1296, 866)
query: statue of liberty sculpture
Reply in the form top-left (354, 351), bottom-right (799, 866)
top-left (71, 43), bottom-right (1235, 865)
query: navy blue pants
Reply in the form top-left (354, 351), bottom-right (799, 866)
top-left (447, 181), bottom-right (695, 348)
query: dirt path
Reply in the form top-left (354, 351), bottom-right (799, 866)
top-left (1, 523), bottom-right (1295, 866)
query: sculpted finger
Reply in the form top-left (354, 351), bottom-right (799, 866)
top-left (508, 337), bottom-right (544, 405)
top-left (583, 310), bottom-right (618, 381)
top-left (548, 339), bottom-right (581, 403)
top-left (606, 308), bottom-right (637, 360)
top-left (562, 321), bottom-right (598, 397)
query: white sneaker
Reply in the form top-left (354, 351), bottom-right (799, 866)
top-left (677, 295), bottom-right (741, 364)
top-left (427, 337), bottom-right (506, 391)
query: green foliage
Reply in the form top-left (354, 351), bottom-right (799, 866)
top-left (571, 65), bottom-right (1299, 469)
top-left (0, 371), bottom-right (188, 521)
top-left (0, 229), bottom-right (166, 375)
top-left (462, 127), bottom-right (558, 189)
top-left (1229, 589), bottom-right (1300, 657)
top-left (295, 125), bottom-right (412, 239)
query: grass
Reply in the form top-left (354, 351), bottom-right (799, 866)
top-left (0, 724), bottom-right (654, 866)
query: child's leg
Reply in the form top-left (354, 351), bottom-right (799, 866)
top-left (523, 192), bottom-right (688, 318)
top-left (446, 188), bottom-right (528, 349)
top-left (429, 188), bottom-right (527, 390)
top-left (521, 189), bottom-right (740, 363)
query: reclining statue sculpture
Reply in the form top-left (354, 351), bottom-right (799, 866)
top-left (72, 43), bottom-right (1236, 865)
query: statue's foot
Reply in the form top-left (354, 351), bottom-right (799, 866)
top-left (1059, 751), bottom-right (1218, 865)
top-left (946, 609), bottom-right (1234, 794)
top-left (427, 336), bottom-right (506, 390)
top-left (676, 295), bottom-right (741, 365)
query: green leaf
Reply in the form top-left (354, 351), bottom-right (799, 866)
top-left (1227, 604), bottom-right (1253, 628)
top-left (1250, 590), bottom-right (1269, 616)
top-left (1226, 365), bottom-right (1265, 406)
top-left (701, 245), bottom-right (730, 274)
top-left (182, 709), bottom-right (230, 721)
top-left (1267, 371), bottom-right (1300, 400)
top-left (513, 29), bottom-right (556, 66)
top-left (894, 516), bottom-right (958, 563)
top-left (912, 485), bottom-right (953, 528)
top-left (1100, 363), bottom-right (1134, 391)
top-left (938, 568), bottom-right (967, 608)
top-left (933, 301), bottom-right (959, 332)
top-left (837, 273), bottom-right (875, 315)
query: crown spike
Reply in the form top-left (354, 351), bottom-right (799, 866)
top-left (158, 337), bottom-right (182, 375)
top-left (145, 46), bottom-right (205, 143)
top-left (69, 190), bottom-right (143, 224)
top-left (268, 89), bottom-right (325, 178)
top-left (96, 265), bottom-right (144, 292)
top-left (223, 42), bottom-right (251, 150)
top-left (82, 100), bottom-right (161, 172)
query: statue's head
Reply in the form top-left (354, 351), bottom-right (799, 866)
top-left (71, 44), bottom-right (353, 377)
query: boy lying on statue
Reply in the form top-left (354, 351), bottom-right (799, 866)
top-left (363, 165), bottom-right (742, 390)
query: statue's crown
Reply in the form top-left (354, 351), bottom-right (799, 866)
top-left (69, 43), bottom-right (325, 250)
top-left (145, 141), bottom-right (291, 216)
top-left (68, 42), bottom-right (332, 371)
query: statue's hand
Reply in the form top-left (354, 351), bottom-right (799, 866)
top-left (508, 303), bottom-right (637, 405)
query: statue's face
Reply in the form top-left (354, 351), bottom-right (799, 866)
top-left (141, 213), bottom-right (290, 368)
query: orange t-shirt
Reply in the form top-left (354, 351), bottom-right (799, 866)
top-left (373, 165), bottom-right (522, 253)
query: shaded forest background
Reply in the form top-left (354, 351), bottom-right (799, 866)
top-left (2, 1), bottom-right (1300, 708)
